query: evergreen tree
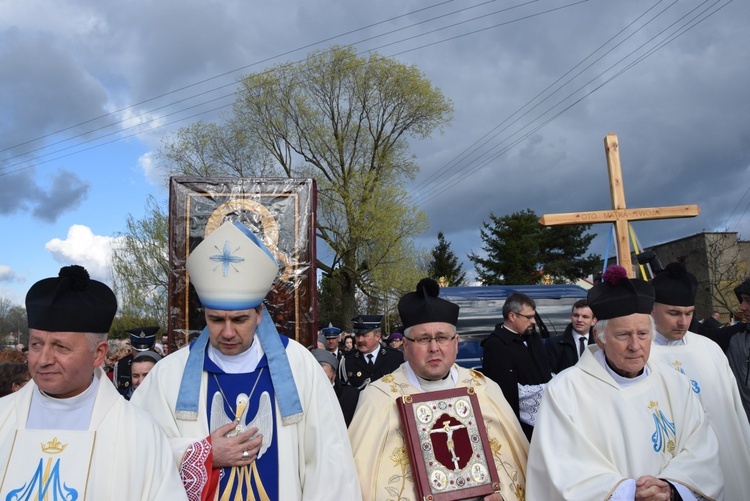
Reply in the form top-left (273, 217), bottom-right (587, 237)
top-left (317, 275), bottom-right (343, 327)
top-left (427, 232), bottom-right (466, 286)
top-left (469, 209), bottom-right (599, 285)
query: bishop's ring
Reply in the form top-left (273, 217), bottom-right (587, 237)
top-left (241, 450), bottom-right (250, 460)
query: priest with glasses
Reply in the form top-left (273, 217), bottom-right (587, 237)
top-left (349, 278), bottom-right (528, 501)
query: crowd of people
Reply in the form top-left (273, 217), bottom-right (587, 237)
top-left (1, 219), bottom-right (748, 500)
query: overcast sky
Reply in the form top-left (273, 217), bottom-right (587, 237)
top-left (1, 0), bottom-right (749, 305)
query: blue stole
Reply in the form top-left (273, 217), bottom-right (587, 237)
top-left (176, 314), bottom-right (303, 424)
top-left (204, 341), bottom-right (283, 501)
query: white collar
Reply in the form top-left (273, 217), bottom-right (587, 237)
top-left (27, 375), bottom-right (99, 430)
top-left (594, 349), bottom-right (650, 388)
top-left (363, 345), bottom-right (380, 362)
top-left (207, 336), bottom-right (263, 374)
top-left (35, 375), bottom-right (99, 405)
top-left (653, 331), bottom-right (686, 346)
top-left (404, 362), bottom-right (458, 392)
top-left (503, 324), bottom-right (520, 335)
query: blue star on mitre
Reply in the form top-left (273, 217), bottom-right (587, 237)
top-left (210, 240), bottom-right (245, 276)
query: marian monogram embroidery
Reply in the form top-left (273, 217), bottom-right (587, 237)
top-left (1, 432), bottom-right (95, 501)
top-left (5, 438), bottom-right (78, 501)
top-left (670, 360), bottom-right (700, 393)
top-left (649, 401), bottom-right (676, 455)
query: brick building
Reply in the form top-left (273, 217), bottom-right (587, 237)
top-left (644, 232), bottom-right (750, 322)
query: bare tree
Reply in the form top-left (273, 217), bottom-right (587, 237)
top-left (0, 299), bottom-right (27, 346)
top-left (110, 195), bottom-right (170, 328)
top-left (702, 232), bottom-right (749, 317)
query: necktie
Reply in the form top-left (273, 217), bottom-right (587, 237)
top-left (367, 354), bottom-right (374, 367)
top-left (579, 336), bottom-right (587, 357)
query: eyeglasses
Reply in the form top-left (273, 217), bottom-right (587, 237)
top-left (512, 311), bottom-right (536, 320)
top-left (404, 334), bottom-right (457, 346)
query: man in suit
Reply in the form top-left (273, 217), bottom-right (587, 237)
top-left (545, 299), bottom-right (597, 374)
top-left (337, 315), bottom-right (403, 425)
top-left (702, 310), bottom-right (722, 329)
top-left (481, 292), bottom-right (552, 440)
top-left (728, 278), bottom-right (750, 422)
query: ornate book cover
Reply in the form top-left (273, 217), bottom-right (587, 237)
top-left (396, 387), bottom-right (501, 500)
top-left (169, 177), bottom-right (317, 348)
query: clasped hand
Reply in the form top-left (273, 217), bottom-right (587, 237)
top-left (635, 475), bottom-right (671, 501)
top-left (210, 421), bottom-right (263, 468)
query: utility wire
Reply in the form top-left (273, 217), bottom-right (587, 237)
top-left (0, 0), bottom-right (460, 155)
top-left (410, 0), bottom-right (732, 207)
top-left (0, 0), bottom-right (505, 166)
top-left (0, 0), bottom-right (582, 176)
top-left (1, 0), bottom-right (739, 234)
top-left (411, 0), bottom-right (673, 196)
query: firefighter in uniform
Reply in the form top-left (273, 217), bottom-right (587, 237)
top-left (322, 324), bottom-right (344, 362)
top-left (337, 315), bottom-right (403, 425)
top-left (114, 326), bottom-right (159, 399)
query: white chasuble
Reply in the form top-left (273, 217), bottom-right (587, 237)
top-left (649, 332), bottom-right (750, 501)
top-left (131, 337), bottom-right (362, 501)
top-left (0, 368), bottom-right (187, 500)
top-left (1, 429), bottom-right (95, 499)
top-left (527, 346), bottom-right (723, 501)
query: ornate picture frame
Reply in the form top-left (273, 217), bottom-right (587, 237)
top-left (396, 387), bottom-right (501, 500)
top-left (168, 177), bottom-right (317, 348)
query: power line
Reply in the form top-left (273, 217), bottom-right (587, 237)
top-left (411, 0), bottom-right (674, 197)
top-left (0, 0), bottom-right (460, 156)
top-left (0, 0), bottom-right (736, 218)
top-left (409, 0), bottom-right (732, 208)
top-left (0, 0), bottom-right (507, 170)
top-left (1, 0), bottom-right (585, 177)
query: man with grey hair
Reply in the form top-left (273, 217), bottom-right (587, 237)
top-left (0, 265), bottom-right (185, 500)
top-left (338, 315), bottom-right (403, 386)
top-left (527, 265), bottom-right (722, 500)
top-left (481, 292), bottom-right (552, 440)
top-left (337, 314), bottom-right (403, 426)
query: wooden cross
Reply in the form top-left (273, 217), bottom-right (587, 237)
top-left (539, 134), bottom-right (700, 277)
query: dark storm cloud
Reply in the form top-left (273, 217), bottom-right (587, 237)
top-left (1, 0), bottom-right (748, 285)
top-left (0, 167), bottom-right (89, 222)
top-left (0, 169), bottom-right (41, 216)
top-left (0, 29), bottom-right (109, 157)
top-left (112, 3), bottom-right (255, 99)
top-left (31, 169), bottom-right (90, 222)
top-left (401, 0), bottom-right (750, 272)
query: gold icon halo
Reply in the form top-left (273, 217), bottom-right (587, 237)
top-left (205, 199), bottom-right (293, 283)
